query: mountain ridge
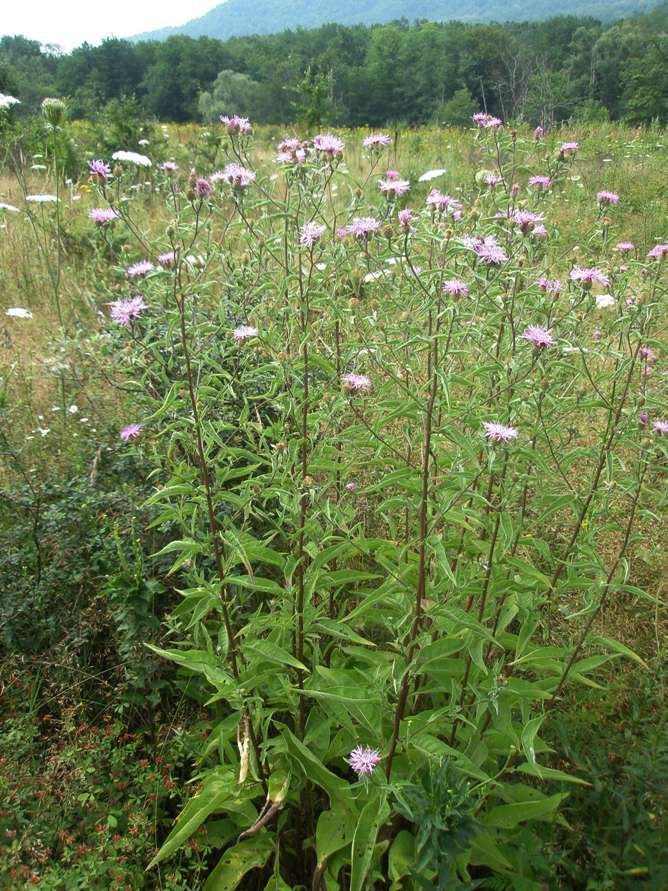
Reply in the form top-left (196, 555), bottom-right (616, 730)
top-left (131, 0), bottom-right (661, 42)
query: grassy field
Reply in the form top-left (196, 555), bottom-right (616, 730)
top-left (0, 120), bottom-right (667, 890)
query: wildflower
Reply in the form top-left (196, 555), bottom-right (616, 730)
top-left (418, 168), bottom-right (446, 182)
top-left (595, 293), bottom-right (615, 309)
top-left (68, 404), bottom-right (78, 414)
top-left (138, 139), bottom-right (150, 146)
top-left (426, 190), bottom-right (462, 214)
top-left (277, 138), bottom-right (308, 164)
top-left (195, 178), bottom-right (212, 198)
top-left (473, 113), bottom-right (503, 129)
top-left (443, 279), bottom-right (469, 296)
top-left (158, 251), bottom-right (176, 267)
top-left (89, 207), bottom-right (120, 224)
top-left (342, 373), bottom-right (371, 392)
top-left (363, 133), bottom-right (390, 148)
top-left (536, 278), bottom-right (562, 295)
top-left (89, 159), bottom-right (111, 182)
top-left (528, 175), bottom-right (551, 188)
top-left (513, 210), bottom-right (544, 233)
top-left (111, 150), bottom-right (152, 167)
top-left (161, 161), bottom-right (177, 173)
top-left (313, 133), bottom-right (344, 158)
top-left (348, 746), bottom-right (381, 776)
top-left (120, 424), bottom-right (142, 441)
top-left (615, 242), bottom-right (635, 253)
top-left (570, 267), bottom-right (609, 287)
top-left (653, 420), bottom-right (668, 435)
top-left (534, 125), bottom-right (544, 140)
top-left (639, 346), bottom-right (657, 362)
top-left (0, 93), bottom-right (20, 110)
top-left (6, 307), bottom-right (32, 319)
top-left (41, 97), bottom-right (66, 126)
top-left (219, 114), bottom-right (252, 134)
top-left (0, 203), bottom-right (19, 212)
top-left (559, 141), bottom-right (579, 155)
top-left (484, 173), bottom-right (504, 187)
top-left (532, 224), bottom-right (548, 239)
top-left (345, 481), bottom-right (358, 491)
top-left (592, 329), bottom-right (602, 340)
top-left (521, 325), bottom-right (555, 348)
top-left (346, 217), bottom-right (380, 239)
top-left (379, 177), bottom-right (410, 198)
top-left (218, 163), bottom-right (256, 189)
top-left (232, 325), bottom-right (258, 341)
top-left (597, 190), bottom-right (619, 206)
top-left (476, 241), bottom-right (508, 265)
top-left (639, 413), bottom-right (648, 424)
top-left (647, 243), bottom-right (668, 260)
top-left (109, 295), bottom-right (147, 325)
top-left (300, 221), bottom-right (326, 247)
top-left (483, 422), bottom-right (518, 443)
top-left (127, 260), bottom-right (155, 277)
top-left (26, 194), bottom-right (57, 203)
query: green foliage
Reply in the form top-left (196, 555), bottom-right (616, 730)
top-left (198, 69), bottom-right (265, 123)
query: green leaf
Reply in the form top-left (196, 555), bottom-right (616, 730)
top-left (388, 830), bottom-right (415, 887)
top-left (482, 793), bottom-right (567, 829)
top-left (282, 729), bottom-right (351, 808)
top-left (147, 768), bottom-right (236, 869)
top-left (245, 639), bottom-right (309, 672)
top-left (316, 807), bottom-right (355, 873)
top-left (469, 830), bottom-right (512, 872)
top-left (515, 762), bottom-right (590, 786)
top-left (520, 715), bottom-right (545, 768)
top-left (592, 636), bottom-right (648, 669)
top-left (203, 833), bottom-right (274, 891)
top-left (350, 789), bottom-right (389, 891)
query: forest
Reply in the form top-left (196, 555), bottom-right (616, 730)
top-left (2, 4), bottom-right (668, 126)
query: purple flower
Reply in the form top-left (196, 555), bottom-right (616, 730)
top-left (277, 138), bottom-right (308, 165)
top-left (484, 422), bottom-right (518, 443)
top-left (443, 279), bottom-right (469, 296)
top-left (161, 161), bottom-right (177, 173)
top-left (348, 746), bottom-right (381, 776)
top-left (233, 325), bottom-right (258, 341)
top-left (615, 242), bottom-right (635, 253)
top-left (534, 125), bottom-right (544, 140)
top-left (346, 218), bottom-right (380, 239)
top-left (639, 346), bottom-right (657, 363)
top-left (300, 221), bottom-right (326, 247)
top-left (398, 208), bottom-right (416, 228)
top-left (639, 413), bottom-right (649, 424)
top-left (345, 481), bottom-right (358, 491)
top-left (476, 242), bottom-right (508, 265)
top-left (379, 177), bottom-right (410, 198)
top-left (342, 373), bottom-right (371, 392)
top-left (559, 141), bottom-right (579, 155)
top-left (89, 159), bottom-right (110, 182)
top-left (110, 295), bottom-right (147, 326)
top-left (532, 224), bottom-right (548, 239)
top-left (473, 113), bottom-right (503, 129)
top-left (216, 164), bottom-right (256, 189)
top-left (597, 190), bottom-right (619, 206)
top-left (528, 175), bottom-right (551, 188)
top-left (426, 190), bottom-right (462, 215)
top-left (647, 243), bottom-right (668, 260)
top-left (195, 178), bottom-right (212, 197)
top-left (89, 207), bottom-right (120, 224)
top-left (127, 260), bottom-right (155, 277)
top-left (536, 278), bottom-right (562, 295)
top-left (363, 133), bottom-right (390, 148)
top-left (513, 210), bottom-right (544, 232)
top-left (120, 423), bottom-right (142, 441)
top-left (570, 267), bottom-right (609, 287)
top-left (484, 173), bottom-right (504, 187)
top-left (521, 325), bottom-right (555, 348)
top-left (313, 133), bottom-right (344, 158)
top-left (220, 115), bottom-right (252, 134)
top-left (653, 419), bottom-right (668, 435)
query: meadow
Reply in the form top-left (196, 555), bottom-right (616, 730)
top-left (0, 108), bottom-right (667, 890)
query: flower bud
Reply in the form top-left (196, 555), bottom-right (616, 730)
top-left (42, 97), bottom-right (66, 127)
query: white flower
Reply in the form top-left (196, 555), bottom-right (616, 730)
top-left (595, 293), bottom-right (615, 309)
top-left (112, 150), bottom-right (152, 167)
top-left (138, 139), bottom-right (150, 146)
top-left (0, 203), bottom-right (19, 213)
top-left (419, 168), bottom-right (447, 182)
top-left (31, 164), bottom-right (48, 171)
top-left (363, 270), bottom-right (390, 282)
top-left (6, 307), bottom-right (33, 318)
top-left (68, 404), bottom-right (79, 414)
top-left (0, 93), bottom-right (20, 110)
top-left (26, 194), bottom-right (58, 203)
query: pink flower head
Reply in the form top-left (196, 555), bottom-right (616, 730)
top-left (442, 279), bottom-right (469, 296)
top-left (385, 170), bottom-right (400, 180)
top-left (218, 163), bottom-right (255, 189)
top-left (348, 746), bottom-right (381, 776)
top-left (398, 208), bottom-right (416, 228)
top-left (534, 125), bottom-right (544, 140)
top-left (528, 175), bottom-right (551, 189)
top-left (513, 210), bottom-right (544, 233)
top-left (89, 159), bottom-right (110, 181)
top-left (127, 260), bottom-right (155, 277)
top-left (219, 114), bottom-right (252, 134)
top-left (615, 242), bottom-right (635, 253)
top-left (346, 217), bottom-right (380, 239)
top-left (536, 278), bottom-right (562, 295)
top-left (570, 267), bottom-right (609, 287)
top-left (277, 137), bottom-right (308, 165)
top-left (484, 173), bottom-right (504, 187)
top-left (473, 113), bottom-right (503, 129)
top-left (300, 221), bottom-right (326, 247)
top-left (110, 295), bottom-right (147, 326)
top-left (639, 413), bottom-right (649, 424)
top-left (89, 207), bottom-right (120, 224)
top-left (476, 240), bottom-right (508, 266)
top-left (640, 346), bottom-right (657, 363)
top-left (559, 141), bottom-right (579, 156)
top-left (426, 190), bottom-right (462, 215)
top-left (532, 224), bottom-right (548, 239)
top-left (484, 422), bottom-right (518, 443)
top-left (363, 133), bottom-right (390, 149)
top-left (233, 325), bottom-right (258, 341)
top-left (313, 133), bottom-right (344, 158)
top-left (597, 190), bottom-right (619, 206)
top-left (342, 373), bottom-right (371, 392)
top-left (120, 423), bottom-right (142, 441)
top-left (521, 325), bottom-right (555, 348)
top-left (345, 481), bottom-right (358, 491)
top-left (158, 251), bottom-right (176, 267)
top-left (379, 177), bottom-right (410, 198)
top-left (647, 243), bottom-right (668, 260)
top-left (653, 419), bottom-right (668, 435)
top-left (161, 161), bottom-right (177, 173)
top-left (195, 177), bottom-right (212, 197)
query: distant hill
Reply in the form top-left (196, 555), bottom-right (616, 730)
top-left (132, 0), bottom-right (662, 42)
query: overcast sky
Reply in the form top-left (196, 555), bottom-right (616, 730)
top-left (2, 0), bottom-right (218, 51)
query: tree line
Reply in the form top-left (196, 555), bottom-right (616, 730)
top-left (2, 4), bottom-right (668, 127)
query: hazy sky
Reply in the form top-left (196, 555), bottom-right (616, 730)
top-left (2, 0), bottom-right (218, 51)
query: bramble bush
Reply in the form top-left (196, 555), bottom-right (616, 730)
top-left (2, 110), bottom-right (667, 888)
